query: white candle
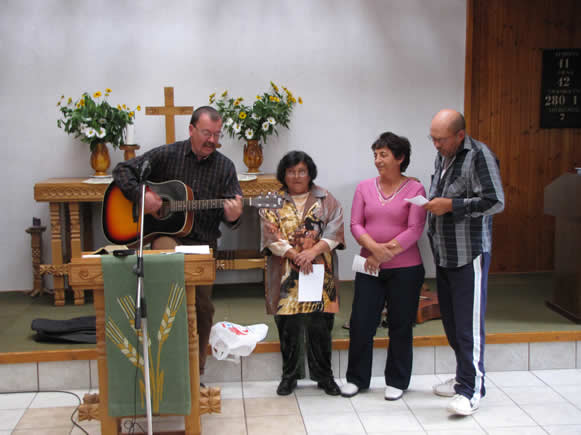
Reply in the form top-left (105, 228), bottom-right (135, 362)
top-left (125, 124), bottom-right (135, 144)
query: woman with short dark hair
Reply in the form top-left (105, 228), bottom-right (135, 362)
top-left (342, 132), bottom-right (426, 401)
top-left (260, 150), bottom-right (345, 396)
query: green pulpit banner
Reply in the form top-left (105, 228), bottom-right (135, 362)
top-left (101, 254), bottom-right (191, 417)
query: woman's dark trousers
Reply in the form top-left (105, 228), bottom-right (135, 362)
top-left (275, 312), bottom-right (335, 382)
top-left (346, 265), bottom-right (424, 390)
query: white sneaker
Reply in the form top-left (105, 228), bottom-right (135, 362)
top-left (447, 394), bottom-right (479, 416)
top-left (384, 385), bottom-right (403, 401)
top-left (432, 377), bottom-right (458, 397)
top-left (340, 382), bottom-right (359, 397)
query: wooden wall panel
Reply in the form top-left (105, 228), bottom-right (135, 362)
top-left (465, 0), bottom-right (581, 272)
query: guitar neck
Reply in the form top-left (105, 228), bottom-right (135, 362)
top-left (173, 198), bottom-right (252, 211)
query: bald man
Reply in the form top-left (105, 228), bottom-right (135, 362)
top-left (424, 109), bottom-right (504, 416)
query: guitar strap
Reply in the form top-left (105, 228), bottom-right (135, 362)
top-left (132, 198), bottom-right (139, 223)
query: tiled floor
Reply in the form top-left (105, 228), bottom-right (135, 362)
top-left (2, 370), bottom-right (581, 434)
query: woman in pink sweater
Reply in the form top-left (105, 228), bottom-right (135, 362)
top-left (341, 132), bottom-right (426, 401)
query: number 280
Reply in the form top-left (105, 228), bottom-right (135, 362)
top-left (544, 95), bottom-right (566, 106)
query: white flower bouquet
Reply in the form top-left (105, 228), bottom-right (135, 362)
top-left (57, 89), bottom-right (140, 151)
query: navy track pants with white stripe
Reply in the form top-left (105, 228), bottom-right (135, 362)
top-left (436, 253), bottom-right (490, 405)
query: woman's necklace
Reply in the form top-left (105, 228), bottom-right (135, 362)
top-left (290, 192), bottom-right (309, 217)
top-left (375, 177), bottom-right (408, 206)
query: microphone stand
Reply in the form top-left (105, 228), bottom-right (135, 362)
top-left (133, 169), bottom-right (153, 435)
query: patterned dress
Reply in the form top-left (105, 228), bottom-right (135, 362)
top-left (259, 185), bottom-right (345, 315)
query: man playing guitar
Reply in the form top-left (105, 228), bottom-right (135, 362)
top-left (112, 106), bottom-right (243, 379)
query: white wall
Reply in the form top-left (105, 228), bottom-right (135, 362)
top-left (0, 0), bottom-right (465, 291)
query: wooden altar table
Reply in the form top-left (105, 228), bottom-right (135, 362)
top-left (67, 250), bottom-right (216, 435)
top-left (34, 175), bottom-right (281, 305)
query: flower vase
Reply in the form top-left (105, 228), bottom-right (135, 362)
top-left (90, 142), bottom-right (110, 177)
top-left (243, 140), bottom-right (263, 173)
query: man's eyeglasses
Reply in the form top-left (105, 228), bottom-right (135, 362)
top-left (195, 127), bottom-right (223, 140)
top-left (286, 169), bottom-right (308, 178)
top-left (427, 130), bottom-right (461, 144)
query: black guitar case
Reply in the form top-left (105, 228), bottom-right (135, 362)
top-left (31, 316), bottom-right (96, 344)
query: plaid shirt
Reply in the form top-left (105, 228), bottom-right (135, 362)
top-left (112, 139), bottom-right (242, 243)
top-left (427, 135), bottom-right (505, 268)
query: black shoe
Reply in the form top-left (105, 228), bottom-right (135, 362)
top-left (317, 378), bottom-right (341, 396)
top-left (277, 378), bottom-right (297, 396)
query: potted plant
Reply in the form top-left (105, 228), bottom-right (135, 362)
top-left (57, 89), bottom-right (140, 176)
top-left (210, 82), bottom-right (302, 173)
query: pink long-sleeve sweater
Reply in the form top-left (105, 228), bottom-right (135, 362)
top-left (350, 177), bottom-right (427, 269)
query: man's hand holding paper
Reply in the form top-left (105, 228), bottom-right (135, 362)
top-left (405, 195), bottom-right (429, 206)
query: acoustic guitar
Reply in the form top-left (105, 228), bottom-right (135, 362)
top-left (102, 180), bottom-right (284, 246)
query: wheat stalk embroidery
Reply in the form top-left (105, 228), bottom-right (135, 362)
top-left (105, 281), bottom-right (186, 412)
top-left (106, 320), bottom-right (144, 369)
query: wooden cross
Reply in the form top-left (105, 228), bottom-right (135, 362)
top-left (145, 87), bottom-right (194, 144)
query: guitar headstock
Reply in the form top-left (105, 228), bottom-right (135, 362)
top-left (251, 192), bottom-right (284, 209)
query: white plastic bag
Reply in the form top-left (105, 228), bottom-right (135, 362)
top-left (209, 321), bottom-right (268, 363)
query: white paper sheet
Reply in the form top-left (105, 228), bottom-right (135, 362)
top-left (404, 195), bottom-right (429, 206)
top-left (82, 176), bottom-right (113, 184)
top-left (298, 264), bottom-right (324, 302)
top-left (175, 245), bottom-right (210, 254)
top-left (351, 255), bottom-right (379, 277)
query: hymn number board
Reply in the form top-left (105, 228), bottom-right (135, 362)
top-left (540, 49), bottom-right (581, 128)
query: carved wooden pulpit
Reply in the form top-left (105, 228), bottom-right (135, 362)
top-left (544, 173), bottom-right (581, 323)
top-left (67, 251), bottom-right (220, 434)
